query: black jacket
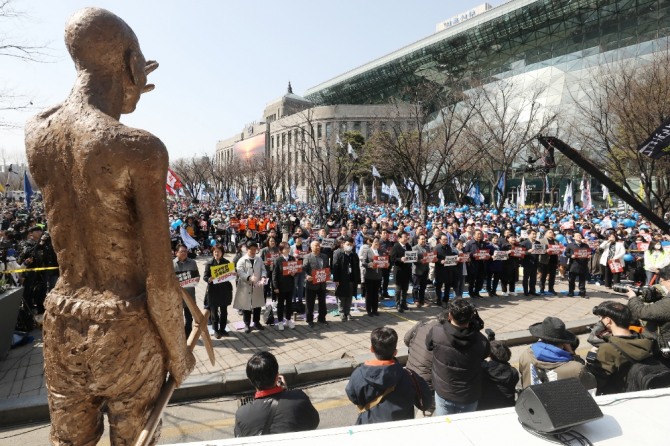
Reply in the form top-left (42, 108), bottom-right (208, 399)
top-left (203, 258), bottom-right (233, 307)
top-left (390, 242), bottom-right (413, 281)
top-left (520, 239), bottom-right (541, 267)
top-left (404, 320), bottom-right (439, 390)
top-left (478, 360), bottom-right (519, 410)
top-left (426, 322), bottom-right (490, 403)
top-left (463, 239), bottom-right (490, 274)
top-left (272, 254), bottom-right (297, 293)
top-left (345, 359), bottom-right (432, 425)
top-left (332, 248), bottom-right (361, 296)
top-left (564, 241), bottom-right (591, 273)
top-left (234, 389), bottom-right (319, 437)
top-left (434, 243), bottom-right (456, 282)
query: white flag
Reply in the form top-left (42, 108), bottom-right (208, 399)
top-left (347, 142), bottom-right (358, 160)
top-left (563, 181), bottom-right (574, 212)
top-left (336, 135), bottom-right (343, 148)
top-left (371, 183), bottom-right (377, 201)
top-left (389, 181), bottom-right (400, 199)
top-left (381, 182), bottom-right (390, 196)
top-left (439, 189), bottom-right (445, 208)
top-left (372, 165), bottom-right (381, 178)
top-left (519, 177), bottom-right (527, 207)
top-left (180, 225), bottom-right (200, 249)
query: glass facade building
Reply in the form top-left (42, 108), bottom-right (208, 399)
top-left (305, 0), bottom-right (670, 109)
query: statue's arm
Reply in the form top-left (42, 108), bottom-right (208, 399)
top-left (131, 134), bottom-right (194, 385)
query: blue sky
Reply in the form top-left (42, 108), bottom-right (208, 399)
top-left (1, 0), bottom-right (502, 162)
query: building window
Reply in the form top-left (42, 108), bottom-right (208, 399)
top-left (282, 133), bottom-right (285, 147)
top-left (341, 122), bottom-right (348, 133)
top-left (353, 121), bottom-right (361, 132)
top-left (271, 135), bottom-right (274, 149)
top-left (288, 132), bottom-right (292, 147)
top-left (325, 122), bottom-right (332, 139)
top-left (317, 124), bottom-right (322, 139)
top-left (301, 170), bottom-right (305, 187)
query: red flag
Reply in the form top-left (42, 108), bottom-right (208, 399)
top-left (167, 168), bottom-right (183, 192)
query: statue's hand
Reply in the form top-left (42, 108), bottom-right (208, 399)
top-left (169, 349), bottom-right (195, 387)
top-left (142, 60), bottom-right (159, 94)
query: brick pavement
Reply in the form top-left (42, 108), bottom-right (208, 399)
top-left (0, 256), bottom-right (629, 404)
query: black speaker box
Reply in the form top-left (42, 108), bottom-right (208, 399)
top-left (515, 378), bottom-right (603, 433)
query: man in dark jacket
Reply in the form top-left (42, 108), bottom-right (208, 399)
top-left (426, 299), bottom-right (490, 415)
top-left (411, 235), bottom-right (430, 308)
top-left (272, 242), bottom-right (297, 330)
top-left (346, 327), bottom-right (432, 424)
top-left (463, 230), bottom-right (489, 298)
top-left (332, 237), bottom-right (361, 321)
top-left (435, 234), bottom-right (456, 308)
top-left (302, 240), bottom-right (330, 328)
top-left (564, 232), bottom-right (591, 297)
top-left (520, 230), bottom-right (542, 296)
top-left (478, 341), bottom-right (519, 411)
top-left (234, 352), bottom-right (319, 436)
top-left (390, 231), bottom-right (413, 312)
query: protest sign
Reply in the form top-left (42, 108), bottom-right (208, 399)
top-left (210, 263), bottom-right (236, 284)
top-left (404, 251), bottom-right (418, 263)
top-left (312, 267), bottom-right (330, 284)
top-left (457, 253), bottom-right (470, 263)
top-left (264, 252), bottom-right (279, 266)
top-left (176, 269), bottom-right (200, 287)
top-left (546, 244), bottom-right (564, 255)
top-left (573, 248), bottom-right (591, 259)
top-left (282, 260), bottom-right (302, 276)
top-left (320, 238), bottom-right (335, 249)
top-left (473, 249), bottom-right (491, 261)
top-left (372, 255), bottom-right (389, 268)
top-left (421, 251), bottom-right (438, 264)
top-left (509, 246), bottom-right (526, 258)
top-left (444, 255), bottom-right (458, 266)
top-left (492, 251), bottom-right (509, 261)
top-left (608, 259), bottom-right (624, 273)
top-left (529, 245), bottom-right (546, 255)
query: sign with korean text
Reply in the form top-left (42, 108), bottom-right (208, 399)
top-left (312, 267), bottom-right (330, 284)
top-left (444, 255), bottom-right (459, 266)
top-left (320, 238), bottom-right (335, 249)
top-left (176, 269), bottom-right (200, 287)
top-left (457, 253), bottom-right (470, 263)
top-left (328, 229), bottom-right (340, 238)
top-left (264, 252), bottom-right (279, 266)
top-left (472, 249), bottom-right (491, 261)
top-left (282, 260), bottom-right (303, 276)
top-left (573, 248), bottom-right (591, 259)
top-left (210, 263), bottom-right (236, 284)
top-left (529, 245), bottom-right (546, 255)
top-left (509, 246), bottom-right (526, 258)
top-left (421, 251), bottom-right (438, 264)
top-left (608, 259), bottom-right (624, 273)
top-left (388, 233), bottom-right (398, 242)
top-left (372, 255), bottom-right (389, 269)
top-left (546, 244), bottom-right (564, 255)
top-left (404, 251), bottom-right (418, 263)
top-left (492, 251), bottom-right (509, 261)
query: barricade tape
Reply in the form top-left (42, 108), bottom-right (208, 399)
top-left (1, 266), bottom-right (59, 274)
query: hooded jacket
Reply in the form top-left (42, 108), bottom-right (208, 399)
top-left (587, 335), bottom-right (654, 395)
top-left (404, 320), bottom-right (439, 390)
top-left (426, 321), bottom-right (490, 403)
top-left (519, 342), bottom-right (596, 390)
top-left (345, 359), bottom-right (431, 425)
top-left (478, 360), bottom-right (519, 411)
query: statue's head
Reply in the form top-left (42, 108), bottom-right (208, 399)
top-left (65, 8), bottom-right (148, 114)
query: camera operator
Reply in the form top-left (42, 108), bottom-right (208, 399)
top-left (586, 301), bottom-right (654, 395)
top-left (627, 264), bottom-right (670, 360)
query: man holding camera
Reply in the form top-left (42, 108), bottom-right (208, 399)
top-left (627, 265), bottom-right (670, 358)
top-left (587, 301), bottom-right (654, 394)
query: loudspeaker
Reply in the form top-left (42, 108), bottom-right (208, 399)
top-left (515, 378), bottom-right (603, 433)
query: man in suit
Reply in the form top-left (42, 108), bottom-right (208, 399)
top-left (564, 232), bottom-right (591, 297)
top-left (520, 230), bottom-right (542, 296)
top-left (435, 234), bottom-right (456, 308)
top-left (390, 231), bottom-right (413, 313)
top-left (332, 237), bottom-right (361, 321)
top-left (463, 230), bottom-right (489, 298)
top-left (303, 240), bottom-right (330, 328)
top-left (412, 235), bottom-right (430, 308)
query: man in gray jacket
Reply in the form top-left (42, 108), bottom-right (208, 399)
top-left (303, 240), bottom-right (330, 328)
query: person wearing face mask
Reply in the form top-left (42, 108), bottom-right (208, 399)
top-left (332, 237), bottom-right (361, 321)
top-left (599, 233), bottom-right (626, 288)
top-left (644, 240), bottom-right (669, 285)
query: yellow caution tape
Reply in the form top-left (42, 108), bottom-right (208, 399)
top-left (2, 266), bottom-right (59, 274)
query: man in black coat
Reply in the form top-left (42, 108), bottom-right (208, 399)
top-left (520, 229), bottom-right (542, 296)
top-left (379, 229), bottom-right (395, 298)
top-left (463, 230), bottom-right (489, 298)
top-left (390, 231), bottom-right (413, 313)
top-left (234, 352), bottom-right (319, 437)
top-left (564, 232), bottom-right (591, 297)
top-left (426, 299), bottom-right (490, 415)
top-left (332, 237), bottom-right (361, 321)
top-left (272, 242), bottom-right (297, 330)
top-left (434, 234), bottom-right (456, 308)
top-left (302, 240), bottom-right (331, 327)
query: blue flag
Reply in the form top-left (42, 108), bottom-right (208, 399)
top-left (24, 172), bottom-right (34, 209)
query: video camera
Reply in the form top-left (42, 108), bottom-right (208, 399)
top-left (612, 284), bottom-right (664, 303)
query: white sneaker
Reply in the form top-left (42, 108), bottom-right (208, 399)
top-left (509, 291), bottom-right (517, 297)
top-left (501, 292), bottom-right (509, 297)
top-left (277, 320), bottom-right (285, 331)
top-left (287, 319), bottom-right (295, 329)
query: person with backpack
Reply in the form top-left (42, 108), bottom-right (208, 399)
top-left (587, 301), bottom-right (654, 394)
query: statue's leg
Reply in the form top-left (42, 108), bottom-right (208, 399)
top-left (106, 322), bottom-right (166, 446)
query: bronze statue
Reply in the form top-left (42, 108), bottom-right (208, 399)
top-left (25, 8), bottom-right (195, 445)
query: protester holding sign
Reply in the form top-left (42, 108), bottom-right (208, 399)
top-left (500, 234), bottom-right (519, 297)
top-left (520, 230), bottom-right (542, 297)
top-left (303, 240), bottom-right (331, 328)
top-left (564, 232), bottom-right (591, 297)
top-left (390, 231), bottom-right (413, 313)
top-left (486, 235), bottom-right (504, 298)
top-left (361, 238), bottom-right (383, 316)
top-left (204, 244), bottom-right (233, 338)
top-left (261, 237), bottom-right (280, 300)
top-left (234, 242), bottom-right (268, 333)
top-left (173, 244), bottom-right (201, 337)
top-left (463, 230), bottom-right (490, 298)
top-left (411, 235), bottom-right (431, 308)
top-left (435, 234), bottom-right (457, 308)
top-left (598, 233), bottom-right (626, 288)
top-left (538, 230), bottom-right (560, 295)
top-left (272, 242), bottom-right (297, 330)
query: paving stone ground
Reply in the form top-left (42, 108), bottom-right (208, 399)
top-left (0, 255), bottom-right (628, 403)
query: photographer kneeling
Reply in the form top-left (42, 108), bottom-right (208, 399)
top-left (586, 301), bottom-right (654, 395)
top-left (627, 265), bottom-right (670, 361)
